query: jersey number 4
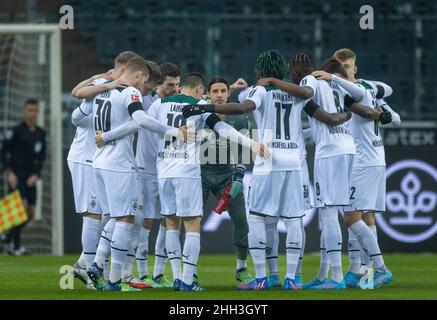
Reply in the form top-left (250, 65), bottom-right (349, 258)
top-left (94, 99), bottom-right (111, 132)
top-left (275, 102), bottom-right (292, 140)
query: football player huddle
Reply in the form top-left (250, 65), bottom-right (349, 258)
top-left (68, 47), bottom-right (399, 292)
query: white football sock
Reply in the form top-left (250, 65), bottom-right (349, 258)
top-left (284, 218), bottom-right (302, 280)
top-left (349, 220), bottom-right (387, 273)
top-left (368, 225), bottom-right (378, 267)
top-left (122, 218), bottom-right (141, 279)
top-left (369, 225), bottom-right (377, 239)
top-left (296, 218), bottom-right (306, 276)
top-left (348, 228), bottom-right (361, 274)
top-left (103, 259), bottom-right (109, 281)
top-left (109, 221), bottom-right (133, 284)
top-left (136, 227), bottom-right (150, 279)
top-left (317, 231), bottom-right (330, 281)
top-left (81, 216), bottom-right (101, 270)
top-left (265, 217), bottom-right (278, 276)
top-left (182, 232), bottom-right (201, 285)
top-left (77, 252), bottom-right (86, 269)
top-left (320, 207), bottom-right (343, 282)
top-left (166, 229), bottom-right (182, 281)
top-left (98, 214), bottom-right (110, 238)
top-left (97, 215), bottom-right (110, 277)
top-left (360, 247), bottom-right (371, 267)
top-left (94, 218), bottom-right (115, 269)
top-left (237, 259), bottom-right (247, 271)
top-left (153, 224), bottom-right (168, 278)
top-left (248, 214), bottom-right (267, 279)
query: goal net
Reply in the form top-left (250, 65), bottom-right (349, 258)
top-left (0, 24), bottom-right (63, 255)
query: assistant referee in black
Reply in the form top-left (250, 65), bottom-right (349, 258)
top-left (1, 99), bottom-right (46, 255)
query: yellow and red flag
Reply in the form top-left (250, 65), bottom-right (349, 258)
top-left (0, 191), bottom-right (28, 233)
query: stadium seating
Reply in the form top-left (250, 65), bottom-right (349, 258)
top-left (54, 0), bottom-right (437, 119)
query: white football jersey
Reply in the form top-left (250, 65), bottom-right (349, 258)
top-left (245, 86), bottom-right (302, 174)
top-left (292, 99), bottom-right (308, 161)
top-left (83, 86), bottom-right (143, 172)
top-left (135, 93), bottom-right (160, 174)
top-left (350, 79), bottom-right (385, 167)
top-left (67, 100), bottom-right (93, 164)
top-left (147, 94), bottom-right (211, 179)
top-left (67, 78), bottom-right (107, 166)
top-left (301, 75), bottom-right (356, 159)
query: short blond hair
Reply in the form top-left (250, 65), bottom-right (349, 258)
top-left (125, 56), bottom-right (150, 76)
top-left (114, 51), bottom-right (138, 65)
top-left (333, 48), bottom-right (356, 63)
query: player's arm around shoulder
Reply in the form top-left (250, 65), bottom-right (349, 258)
top-left (257, 77), bottom-right (313, 100)
top-left (303, 98), bottom-right (351, 126)
top-left (206, 113), bottom-right (270, 160)
top-left (74, 78), bottom-right (127, 100)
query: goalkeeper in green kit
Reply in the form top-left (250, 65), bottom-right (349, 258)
top-left (201, 77), bottom-right (255, 287)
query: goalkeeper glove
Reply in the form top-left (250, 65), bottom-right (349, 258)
top-left (379, 109), bottom-right (392, 125)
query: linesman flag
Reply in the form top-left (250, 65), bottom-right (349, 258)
top-left (0, 191), bottom-right (28, 233)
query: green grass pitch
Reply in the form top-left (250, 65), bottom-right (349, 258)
top-left (1, 253), bottom-right (436, 300)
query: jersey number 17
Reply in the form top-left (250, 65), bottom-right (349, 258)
top-left (275, 102), bottom-right (292, 140)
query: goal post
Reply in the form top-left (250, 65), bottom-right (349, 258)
top-left (0, 24), bottom-right (63, 256)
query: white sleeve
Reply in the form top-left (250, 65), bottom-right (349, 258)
top-left (377, 99), bottom-right (401, 126)
top-left (371, 81), bottom-right (393, 98)
top-left (102, 120), bottom-right (141, 142)
top-left (147, 99), bottom-right (161, 118)
top-left (213, 120), bottom-right (253, 149)
top-left (71, 100), bottom-right (93, 126)
top-left (238, 87), bottom-right (252, 103)
top-left (122, 87), bottom-right (172, 134)
top-left (302, 128), bottom-right (312, 140)
top-left (331, 75), bottom-right (365, 101)
top-left (131, 110), bottom-right (175, 135)
top-left (300, 75), bottom-right (318, 97)
top-left (245, 86), bottom-right (266, 109)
